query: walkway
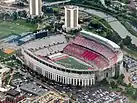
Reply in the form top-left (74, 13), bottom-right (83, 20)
top-left (124, 72), bottom-right (130, 85)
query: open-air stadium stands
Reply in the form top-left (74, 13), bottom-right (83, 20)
top-left (64, 44), bottom-right (109, 69)
top-left (22, 33), bottom-right (118, 69)
top-left (23, 35), bottom-right (67, 51)
top-left (20, 31), bottom-right (123, 86)
top-left (81, 50), bottom-right (98, 60)
top-left (81, 30), bottom-right (120, 49)
top-left (34, 43), bottom-right (67, 56)
top-left (72, 35), bottom-right (118, 64)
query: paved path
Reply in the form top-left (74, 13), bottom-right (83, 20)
top-left (43, 0), bottom-right (70, 6)
top-left (127, 71), bottom-right (137, 88)
top-left (124, 72), bottom-right (130, 85)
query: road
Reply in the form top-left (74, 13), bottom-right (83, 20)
top-left (100, 0), bottom-right (107, 8)
top-left (43, 0), bottom-right (71, 6)
top-left (80, 7), bottom-right (137, 46)
top-left (0, 0), bottom-right (70, 11)
top-left (0, 4), bottom-right (28, 12)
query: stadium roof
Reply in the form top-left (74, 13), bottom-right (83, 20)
top-left (19, 34), bottom-right (34, 42)
top-left (80, 30), bottom-right (120, 49)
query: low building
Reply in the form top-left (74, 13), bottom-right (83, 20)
top-left (20, 91), bottom-right (70, 103)
top-left (0, 64), bottom-right (11, 87)
top-left (0, 89), bottom-right (25, 103)
top-left (63, 5), bottom-right (81, 32)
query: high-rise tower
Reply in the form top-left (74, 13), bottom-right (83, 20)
top-left (63, 5), bottom-right (80, 32)
top-left (29, 0), bottom-right (42, 16)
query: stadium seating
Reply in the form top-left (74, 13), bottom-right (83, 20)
top-left (23, 35), bottom-right (67, 51)
top-left (23, 35), bottom-right (67, 56)
top-left (64, 44), bottom-right (109, 69)
top-left (81, 51), bottom-right (98, 60)
top-left (35, 44), bottom-right (67, 56)
top-left (72, 35), bottom-right (118, 64)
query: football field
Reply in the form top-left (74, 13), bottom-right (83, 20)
top-left (56, 57), bottom-right (92, 70)
top-left (0, 20), bottom-right (36, 38)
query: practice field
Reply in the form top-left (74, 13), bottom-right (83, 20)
top-left (3, 48), bottom-right (15, 54)
top-left (0, 20), bottom-right (36, 39)
top-left (0, 49), bottom-right (16, 57)
top-left (0, 50), bottom-right (6, 56)
top-left (0, 50), bottom-right (12, 57)
top-left (56, 57), bottom-right (92, 70)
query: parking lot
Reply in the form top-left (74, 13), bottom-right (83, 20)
top-left (49, 83), bottom-right (128, 103)
top-left (129, 71), bottom-right (137, 85)
top-left (10, 62), bottom-right (129, 103)
top-left (123, 56), bottom-right (137, 72)
top-left (11, 71), bottom-right (49, 96)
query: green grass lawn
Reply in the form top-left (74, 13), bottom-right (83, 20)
top-left (0, 20), bottom-right (37, 39)
top-left (0, 50), bottom-right (6, 56)
top-left (56, 57), bottom-right (91, 70)
top-left (52, 7), bottom-right (59, 12)
top-left (0, 49), bottom-right (16, 58)
top-left (123, 47), bottom-right (137, 58)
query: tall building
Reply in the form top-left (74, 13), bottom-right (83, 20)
top-left (29, 0), bottom-right (42, 16)
top-left (63, 5), bottom-right (80, 32)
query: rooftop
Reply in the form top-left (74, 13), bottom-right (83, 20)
top-left (6, 89), bottom-right (20, 97)
top-left (32, 91), bottom-right (70, 103)
top-left (65, 5), bottom-right (78, 9)
top-left (0, 64), bottom-right (10, 72)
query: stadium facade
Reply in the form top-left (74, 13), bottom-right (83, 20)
top-left (20, 30), bottom-right (123, 86)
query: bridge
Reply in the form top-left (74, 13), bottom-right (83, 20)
top-left (42, 0), bottom-right (71, 6)
top-left (102, 16), bottom-right (118, 23)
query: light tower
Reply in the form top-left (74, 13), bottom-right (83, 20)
top-left (63, 5), bottom-right (80, 32)
top-left (29, 0), bottom-right (42, 16)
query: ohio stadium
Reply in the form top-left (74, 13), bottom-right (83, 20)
top-left (20, 30), bottom-right (123, 86)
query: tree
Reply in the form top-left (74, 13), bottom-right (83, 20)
top-left (101, 78), bottom-right (108, 85)
top-left (120, 41), bottom-right (124, 49)
top-left (12, 12), bottom-right (18, 20)
top-left (55, 22), bottom-right (64, 30)
top-left (105, 0), bottom-right (111, 6)
top-left (105, 31), bottom-right (122, 44)
top-left (123, 36), bottom-right (132, 46)
top-left (70, 29), bottom-right (81, 35)
top-left (19, 10), bottom-right (27, 18)
top-left (26, 17), bottom-right (31, 23)
top-left (117, 74), bottom-right (125, 85)
top-left (16, 2), bottom-right (25, 7)
top-left (125, 86), bottom-right (137, 99)
top-left (110, 80), bottom-right (118, 88)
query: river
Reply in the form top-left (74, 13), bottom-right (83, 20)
top-left (79, 7), bottom-right (137, 45)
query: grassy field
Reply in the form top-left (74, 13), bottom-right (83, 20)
top-left (0, 20), bottom-right (37, 39)
top-left (0, 50), bottom-right (15, 58)
top-left (52, 7), bottom-right (59, 12)
top-left (0, 50), bottom-right (7, 57)
top-left (123, 47), bottom-right (137, 59)
top-left (56, 57), bottom-right (91, 70)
